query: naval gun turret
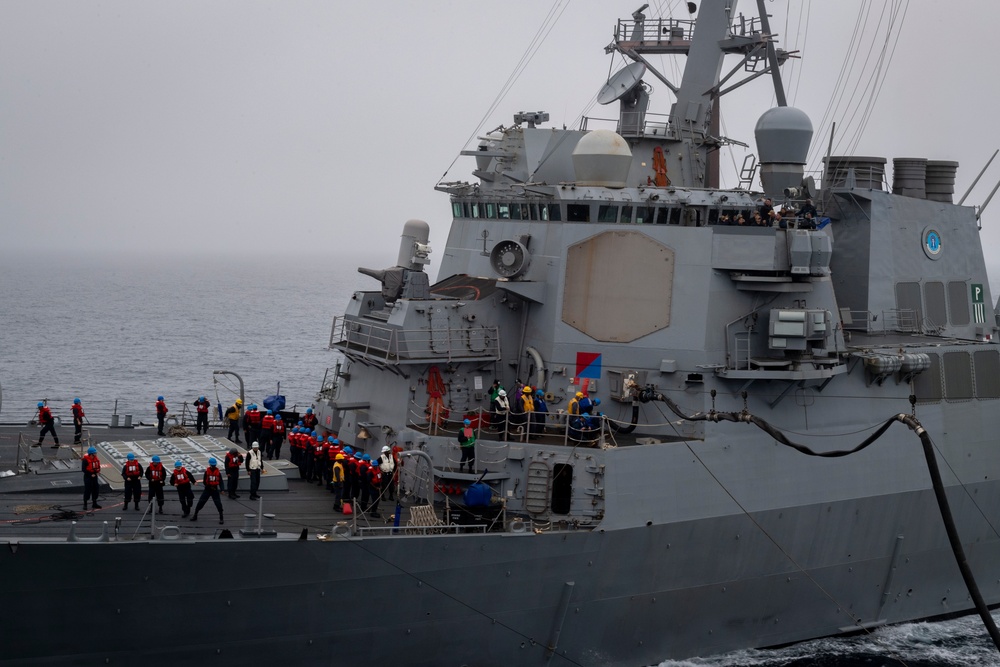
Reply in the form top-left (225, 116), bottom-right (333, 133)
top-left (358, 219), bottom-right (432, 302)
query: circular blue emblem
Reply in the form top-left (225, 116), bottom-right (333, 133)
top-left (922, 228), bottom-right (942, 260)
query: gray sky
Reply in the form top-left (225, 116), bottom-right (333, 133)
top-left (3, 1), bottom-right (1000, 276)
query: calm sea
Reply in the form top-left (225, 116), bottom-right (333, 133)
top-left (1, 251), bottom-right (998, 666)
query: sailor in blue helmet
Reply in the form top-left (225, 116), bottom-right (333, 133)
top-left (359, 454), bottom-right (374, 513)
top-left (193, 395), bottom-right (211, 434)
top-left (144, 455), bottom-right (167, 513)
top-left (302, 407), bottom-right (318, 431)
top-left (530, 389), bottom-right (549, 437)
top-left (270, 413), bottom-right (286, 460)
top-left (71, 398), bottom-right (85, 444)
top-left (155, 395), bottom-right (168, 436)
top-left (81, 445), bottom-right (102, 510)
top-left (121, 452), bottom-right (144, 510)
top-left (191, 457), bottom-right (225, 524)
top-left (458, 418), bottom-right (476, 472)
top-left (36, 401), bottom-right (59, 448)
top-left (170, 460), bottom-right (194, 517)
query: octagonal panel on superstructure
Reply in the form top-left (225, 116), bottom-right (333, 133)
top-left (562, 230), bottom-right (674, 342)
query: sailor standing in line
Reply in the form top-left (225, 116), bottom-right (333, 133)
top-left (82, 446), bottom-right (102, 510)
top-left (378, 445), bottom-right (395, 500)
top-left (270, 414), bottom-right (286, 460)
top-left (170, 460), bottom-right (195, 517)
top-left (260, 410), bottom-right (275, 455)
top-left (71, 398), bottom-right (85, 444)
top-left (245, 441), bottom-right (263, 501)
top-left (224, 447), bottom-right (244, 499)
top-left (193, 396), bottom-right (211, 435)
top-left (144, 455), bottom-right (167, 513)
top-left (36, 401), bottom-right (59, 448)
top-left (155, 396), bottom-right (168, 436)
top-left (331, 453), bottom-right (346, 512)
top-left (191, 458), bottom-right (225, 524)
top-left (121, 452), bottom-right (144, 510)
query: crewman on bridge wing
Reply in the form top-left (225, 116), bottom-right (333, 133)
top-left (269, 414), bottom-right (286, 460)
top-left (121, 452), bottom-right (144, 510)
top-left (170, 460), bottom-right (194, 517)
top-left (193, 396), bottom-right (211, 434)
top-left (457, 419), bottom-right (476, 473)
top-left (82, 446), bottom-right (102, 510)
top-left (36, 401), bottom-right (59, 448)
top-left (191, 458), bottom-right (224, 524)
top-left (225, 399), bottom-right (242, 444)
top-left (155, 396), bottom-right (168, 436)
top-left (71, 398), bottom-right (85, 444)
top-left (224, 447), bottom-right (244, 499)
top-left (144, 455), bottom-right (167, 514)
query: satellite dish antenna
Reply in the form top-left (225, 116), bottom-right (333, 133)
top-left (597, 61), bottom-right (647, 106)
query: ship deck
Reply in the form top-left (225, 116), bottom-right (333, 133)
top-left (0, 424), bottom-right (400, 541)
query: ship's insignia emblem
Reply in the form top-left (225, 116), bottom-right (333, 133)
top-left (576, 352), bottom-right (602, 379)
top-left (922, 228), bottom-right (943, 259)
top-left (972, 283), bottom-right (986, 324)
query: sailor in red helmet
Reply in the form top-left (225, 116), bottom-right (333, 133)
top-left (170, 460), bottom-right (195, 518)
top-left (144, 455), bottom-right (167, 514)
top-left (36, 401), bottom-right (59, 448)
top-left (82, 446), bottom-right (102, 510)
top-left (191, 458), bottom-right (224, 524)
top-left (121, 452), bottom-right (144, 510)
top-left (71, 398), bottom-right (85, 444)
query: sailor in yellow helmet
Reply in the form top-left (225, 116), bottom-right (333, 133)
top-left (568, 391), bottom-right (584, 416)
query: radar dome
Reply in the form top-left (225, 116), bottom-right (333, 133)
top-left (754, 106), bottom-right (813, 165)
top-left (572, 129), bottom-right (632, 188)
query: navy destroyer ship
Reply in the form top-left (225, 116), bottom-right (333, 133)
top-left (4, 2), bottom-right (1000, 665)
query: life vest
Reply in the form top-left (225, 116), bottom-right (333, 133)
top-left (247, 450), bottom-right (263, 471)
top-left (379, 454), bottom-right (395, 474)
top-left (196, 400), bottom-right (209, 414)
top-left (172, 469), bottom-right (191, 486)
top-left (39, 406), bottom-right (53, 424)
top-left (225, 453), bottom-right (242, 470)
top-left (261, 414), bottom-right (275, 431)
top-left (302, 413), bottom-right (318, 429)
top-left (332, 461), bottom-right (344, 483)
top-left (204, 468), bottom-right (222, 487)
top-left (273, 421), bottom-right (286, 436)
top-left (225, 405), bottom-right (240, 421)
top-left (247, 410), bottom-right (262, 426)
top-left (147, 463), bottom-right (165, 483)
top-left (155, 400), bottom-right (168, 417)
top-left (458, 427), bottom-right (476, 447)
top-left (84, 454), bottom-right (101, 474)
top-left (72, 404), bottom-right (85, 420)
top-left (313, 442), bottom-right (325, 459)
top-left (369, 466), bottom-right (382, 486)
top-left (124, 460), bottom-right (142, 479)
top-left (567, 397), bottom-right (580, 415)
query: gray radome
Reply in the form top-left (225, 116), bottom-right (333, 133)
top-left (754, 106), bottom-right (813, 165)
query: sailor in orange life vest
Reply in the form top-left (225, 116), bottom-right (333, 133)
top-left (121, 452), bottom-right (144, 510)
top-left (36, 401), bottom-right (59, 448)
top-left (193, 396), bottom-right (211, 434)
top-left (155, 396), bottom-right (168, 436)
top-left (71, 398), bottom-right (85, 444)
top-left (191, 457), bottom-right (225, 524)
top-left (82, 446), bottom-right (102, 510)
top-left (224, 447), bottom-right (244, 499)
top-left (170, 460), bottom-right (195, 518)
top-left (144, 455), bottom-right (167, 513)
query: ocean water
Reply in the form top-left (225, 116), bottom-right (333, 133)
top-left (2, 251), bottom-right (999, 666)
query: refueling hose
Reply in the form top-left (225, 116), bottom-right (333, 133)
top-left (654, 389), bottom-right (1000, 654)
top-left (608, 404), bottom-right (639, 434)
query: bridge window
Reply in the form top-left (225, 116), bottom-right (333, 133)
top-left (620, 205), bottom-right (633, 223)
top-left (510, 203), bottom-right (522, 220)
top-left (453, 202), bottom-right (464, 218)
top-left (498, 203), bottom-right (511, 219)
top-left (635, 206), bottom-right (655, 224)
top-left (548, 204), bottom-right (562, 221)
top-left (598, 205), bottom-right (619, 223)
top-left (485, 202), bottom-right (497, 219)
top-left (551, 463), bottom-right (573, 515)
top-left (567, 204), bottom-right (590, 222)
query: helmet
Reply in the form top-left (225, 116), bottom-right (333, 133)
top-left (251, 441), bottom-right (260, 448)
top-left (335, 453), bottom-right (345, 460)
top-left (199, 396), bottom-right (205, 401)
top-left (274, 414), bottom-right (281, 420)
top-left (151, 455), bottom-right (161, 463)
top-left (327, 436), bottom-right (336, 443)
top-left (174, 460), bottom-right (182, 468)
top-left (463, 419), bottom-right (471, 425)
top-left (343, 446), bottom-right (353, 455)
top-left (87, 446), bottom-right (97, 455)
top-left (157, 395), bottom-right (164, 401)
top-left (576, 392), bottom-right (584, 399)
top-left (235, 399), bottom-right (243, 405)
top-left (522, 386), bottom-right (531, 393)
top-left (127, 453), bottom-right (135, 460)
top-left (306, 408), bottom-right (313, 414)
top-left (381, 445), bottom-right (390, 453)
top-left (332, 438), bottom-right (339, 445)
top-left (266, 410), bottom-right (272, 415)
top-left (37, 402), bottom-right (44, 408)
top-left (73, 398), bottom-right (81, 404)
top-left (594, 398), bottom-right (601, 405)
top-left (208, 457), bottom-right (217, 466)
top-left (498, 389), bottom-right (506, 396)
top-left (297, 420), bottom-right (304, 426)
top-left (536, 389), bottom-right (544, 397)
top-left (250, 404), bottom-right (257, 410)
top-left (362, 454), bottom-right (371, 462)
top-left (353, 451), bottom-right (361, 459)
top-left (310, 430), bottom-right (317, 437)
top-left (229, 448), bottom-right (237, 455)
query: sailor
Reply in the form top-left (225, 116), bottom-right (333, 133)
top-left (322, 436), bottom-right (338, 487)
top-left (491, 389), bottom-right (510, 433)
top-left (578, 394), bottom-right (594, 415)
top-left (245, 404), bottom-right (262, 447)
top-left (758, 197), bottom-right (773, 219)
top-left (191, 458), bottom-right (224, 524)
top-left (349, 451), bottom-right (364, 503)
top-left (225, 398), bottom-right (242, 443)
top-left (155, 395), bottom-right (168, 436)
top-left (245, 441), bottom-right (263, 501)
top-left (514, 386), bottom-right (535, 436)
top-left (260, 410), bottom-right (275, 456)
top-left (332, 452), bottom-right (346, 512)
top-left (193, 396), bottom-right (211, 434)
top-left (270, 414), bottom-right (286, 460)
top-left (378, 445), bottom-right (395, 500)
top-left (567, 391), bottom-right (584, 416)
top-left (36, 401), bottom-right (59, 448)
top-left (170, 460), bottom-right (195, 518)
top-left (144, 455), bottom-right (167, 513)
top-left (121, 452), bottom-right (144, 510)
top-left (359, 454), bottom-right (373, 512)
top-left (367, 456), bottom-right (382, 517)
top-left (302, 407), bottom-right (318, 431)
top-left (224, 447), bottom-right (244, 499)
top-left (457, 419), bottom-right (476, 473)
top-left (530, 389), bottom-right (548, 436)
top-left (341, 446), bottom-right (356, 502)
top-left (71, 398), bottom-right (85, 444)
top-left (311, 434), bottom-right (327, 486)
top-left (81, 445), bottom-right (102, 510)
top-left (288, 427), bottom-right (301, 467)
